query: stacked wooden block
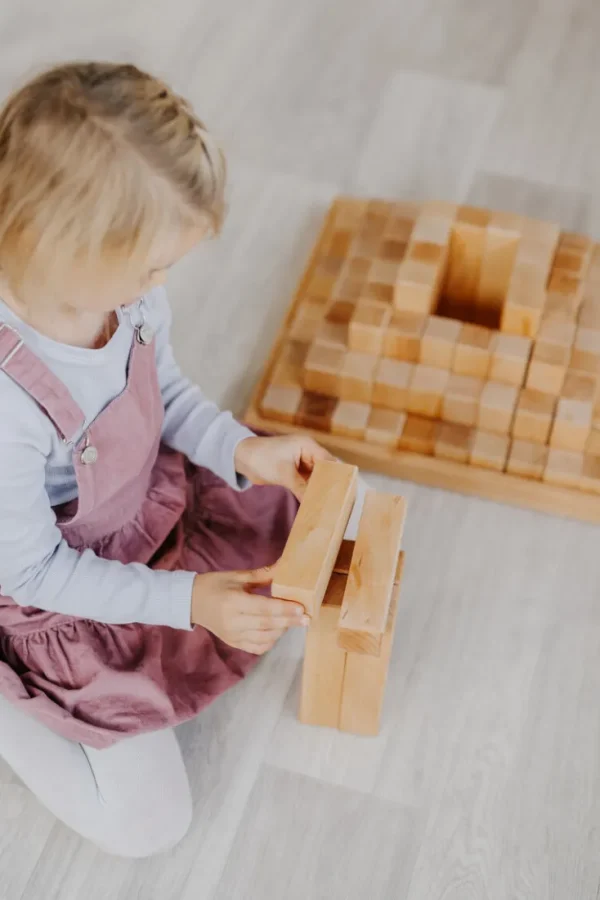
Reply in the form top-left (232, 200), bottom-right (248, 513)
top-left (272, 460), bottom-right (406, 736)
top-left (258, 197), bottom-right (600, 494)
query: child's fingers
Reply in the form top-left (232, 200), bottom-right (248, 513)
top-left (236, 593), bottom-right (306, 619)
top-left (233, 565), bottom-right (275, 588)
top-left (239, 612), bottom-right (309, 631)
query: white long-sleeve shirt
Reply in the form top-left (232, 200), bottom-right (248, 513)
top-left (0, 286), bottom-right (253, 630)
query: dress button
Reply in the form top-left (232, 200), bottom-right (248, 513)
top-left (81, 445), bottom-right (98, 465)
top-left (137, 323), bottom-right (154, 345)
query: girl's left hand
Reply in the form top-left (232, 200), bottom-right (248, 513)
top-left (234, 434), bottom-right (336, 500)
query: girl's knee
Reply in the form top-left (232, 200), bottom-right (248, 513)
top-left (97, 791), bottom-right (193, 858)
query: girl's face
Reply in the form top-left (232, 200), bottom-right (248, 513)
top-left (63, 224), bottom-right (208, 314)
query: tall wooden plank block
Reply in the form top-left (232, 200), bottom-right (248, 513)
top-left (339, 555), bottom-right (404, 737)
top-left (272, 461), bottom-right (358, 616)
top-left (299, 573), bottom-right (347, 729)
top-left (338, 492), bottom-right (407, 655)
top-left (444, 206), bottom-right (489, 308)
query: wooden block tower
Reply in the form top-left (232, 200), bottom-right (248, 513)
top-left (272, 459), bottom-right (406, 736)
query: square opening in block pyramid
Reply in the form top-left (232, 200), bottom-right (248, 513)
top-left (257, 197), bottom-right (600, 497)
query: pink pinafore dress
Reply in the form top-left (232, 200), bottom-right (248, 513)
top-left (0, 308), bottom-right (297, 748)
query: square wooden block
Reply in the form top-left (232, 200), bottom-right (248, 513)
top-left (365, 408), bottom-right (406, 447)
top-left (570, 327), bottom-right (600, 375)
top-left (407, 364), bottom-right (449, 417)
top-left (434, 422), bottom-right (472, 463)
top-left (452, 324), bottom-right (494, 378)
top-left (506, 439), bottom-right (548, 480)
top-left (477, 211), bottom-right (521, 308)
top-left (325, 299), bottom-right (356, 325)
top-left (289, 306), bottom-right (322, 343)
top-left (501, 267), bottom-right (545, 337)
top-left (410, 214), bottom-right (453, 246)
top-left (580, 454), bottom-right (600, 494)
top-left (331, 401), bottom-right (371, 439)
top-left (444, 209), bottom-right (489, 306)
top-left (339, 351), bottom-right (378, 404)
top-left (478, 381), bottom-right (518, 434)
top-left (512, 389), bottom-right (556, 444)
top-left (272, 340), bottom-right (309, 388)
top-left (394, 260), bottom-right (442, 315)
top-left (489, 333), bottom-right (531, 386)
top-left (525, 341), bottom-right (569, 395)
top-left (382, 311), bottom-right (426, 361)
top-left (577, 299), bottom-right (600, 331)
top-left (348, 300), bottom-right (391, 355)
top-left (261, 384), bottom-right (303, 424)
top-left (398, 415), bottom-right (438, 455)
top-left (373, 358), bottom-right (413, 411)
top-left (470, 430), bottom-right (510, 471)
top-left (543, 448), bottom-right (584, 489)
top-left (535, 319), bottom-right (576, 348)
top-left (408, 241), bottom-right (447, 266)
top-left (541, 292), bottom-right (578, 325)
top-left (442, 373), bottom-right (484, 426)
top-left (304, 342), bottom-right (345, 396)
top-left (547, 270), bottom-right (583, 301)
top-left (314, 321), bottom-right (348, 350)
top-left (420, 315), bottom-right (461, 368)
top-left (295, 392), bottom-right (338, 431)
top-left (549, 397), bottom-right (592, 452)
top-left (562, 371), bottom-right (597, 403)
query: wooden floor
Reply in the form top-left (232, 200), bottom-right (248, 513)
top-left (2, 1), bottom-right (600, 898)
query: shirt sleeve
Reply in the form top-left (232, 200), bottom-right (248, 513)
top-left (0, 381), bottom-right (195, 630)
top-left (147, 287), bottom-right (254, 490)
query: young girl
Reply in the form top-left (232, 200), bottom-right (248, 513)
top-left (0, 61), bottom-right (331, 857)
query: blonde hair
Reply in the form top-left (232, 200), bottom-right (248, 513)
top-left (0, 61), bottom-right (226, 294)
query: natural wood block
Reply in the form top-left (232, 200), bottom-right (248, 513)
top-left (549, 397), bottom-right (592, 452)
top-left (373, 358), bottom-right (413, 411)
top-left (553, 234), bottom-right (592, 279)
top-left (477, 211), bottom-right (521, 308)
top-left (365, 408), bottom-right (406, 447)
top-left (470, 430), bottom-right (510, 471)
top-left (330, 401), bottom-right (371, 439)
top-left (408, 241), bottom-right (447, 266)
top-left (489, 333), bottom-right (531, 386)
top-left (314, 321), bottom-right (348, 350)
top-left (586, 426), bottom-right (600, 456)
top-left (442, 373), bottom-right (484, 426)
top-left (333, 540), bottom-right (355, 576)
top-left (304, 342), bottom-right (344, 396)
top-left (420, 315), bottom-right (461, 368)
top-left (543, 448), bottom-right (584, 488)
top-left (339, 556), bottom-right (404, 737)
top-left (271, 341), bottom-right (308, 388)
top-left (577, 299), bottom-right (600, 331)
top-left (260, 384), bottom-right (303, 423)
top-left (452, 324), bottom-right (493, 377)
top-left (407, 364), bottom-right (449, 417)
top-left (535, 319), bottom-right (576, 348)
top-left (394, 259), bottom-right (442, 314)
top-left (570, 328), bottom-right (600, 375)
top-left (289, 307), bottom-right (321, 343)
top-left (547, 270), bottom-right (583, 301)
top-left (478, 381), bottom-right (518, 434)
top-left (562, 371), bottom-right (597, 403)
top-left (295, 392), bottom-right (338, 431)
top-left (399, 415), bottom-right (438, 455)
top-left (525, 341), bottom-right (569, 395)
top-left (382, 311), bottom-right (426, 362)
top-left (380, 238), bottom-right (408, 263)
top-left (580, 454), bottom-right (600, 494)
top-left (541, 292), bottom-right (578, 324)
top-left (325, 299), bottom-right (356, 325)
top-left (339, 351), bottom-right (378, 403)
top-left (506, 439), bottom-right (548, 480)
top-left (272, 460), bottom-right (357, 617)
top-left (512, 389), bottom-right (556, 444)
top-left (307, 268), bottom-right (337, 301)
top-left (410, 214), bottom-right (452, 246)
top-left (501, 268), bottom-right (545, 338)
top-left (444, 211), bottom-right (488, 306)
top-left (434, 422), bottom-right (472, 462)
top-left (338, 492), bottom-right (406, 656)
top-left (299, 573), bottom-right (346, 729)
top-left (348, 300), bottom-right (391, 355)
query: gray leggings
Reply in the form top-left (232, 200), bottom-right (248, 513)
top-left (0, 693), bottom-right (192, 857)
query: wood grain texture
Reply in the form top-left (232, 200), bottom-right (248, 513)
top-left (338, 493), bottom-right (406, 655)
top-left (299, 573), bottom-right (347, 728)
top-left (272, 460), bottom-right (358, 615)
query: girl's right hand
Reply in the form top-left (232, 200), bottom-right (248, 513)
top-left (191, 567), bottom-right (309, 655)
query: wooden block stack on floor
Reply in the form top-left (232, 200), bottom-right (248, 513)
top-left (272, 460), bottom-right (407, 736)
top-left (246, 196), bottom-right (600, 523)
